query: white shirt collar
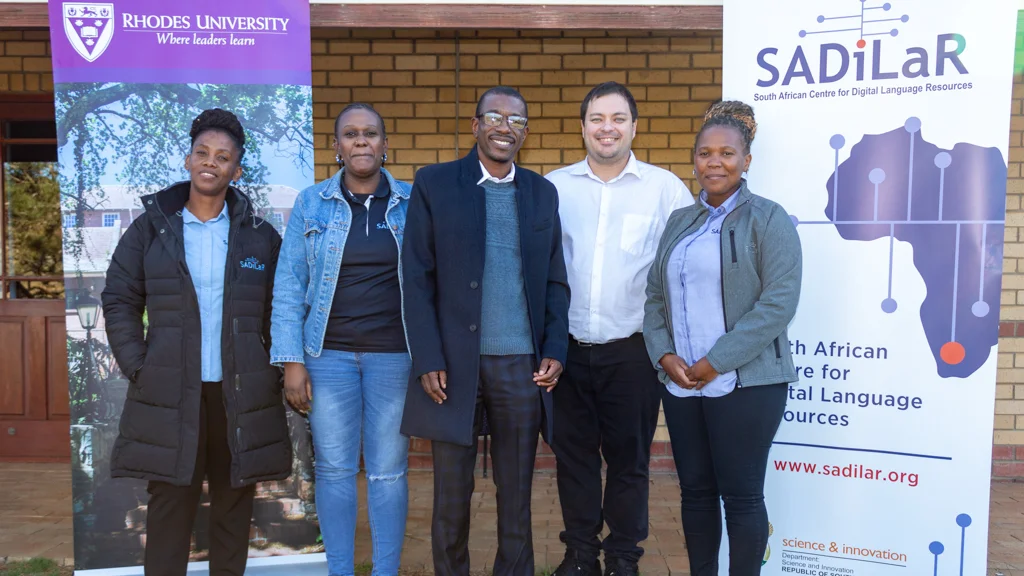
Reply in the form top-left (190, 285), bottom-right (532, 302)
top-left (477, 161), bottom-right (516, 185)
top-left (570, 152), bottom-right (642, 185)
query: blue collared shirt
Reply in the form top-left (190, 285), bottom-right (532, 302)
top-left (665, 189), bottom-right (741, 398)
top-left (182, 203), bottom-right (230, 382)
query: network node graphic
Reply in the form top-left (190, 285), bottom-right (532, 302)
top-left (798, 0), bottom-right (909, 49)
top-left (793, 118), bottom-right (1006, 378)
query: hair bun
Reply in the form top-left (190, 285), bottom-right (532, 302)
top-left (704, 100), bottom-right (757, 144)
top-left (189, 108), bottom-right (246, 156)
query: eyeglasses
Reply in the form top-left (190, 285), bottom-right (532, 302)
top-left (477, 112), bottom-right (528, 131)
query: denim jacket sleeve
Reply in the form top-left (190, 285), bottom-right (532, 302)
top-left (705, 203), bottom-right (802, 374)
top-left (270, 192), bottom-right (310, 366)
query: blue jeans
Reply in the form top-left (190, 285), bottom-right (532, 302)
top-left (305, 350), bottom-right (411, 576)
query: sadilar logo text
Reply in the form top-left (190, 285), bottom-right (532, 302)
top-left (755, 2), bottom-right (967, 87)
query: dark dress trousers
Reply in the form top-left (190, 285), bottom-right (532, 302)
top-left (400, 146), bottom-right (570, 576)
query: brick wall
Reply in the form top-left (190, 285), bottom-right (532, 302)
top-left (995, 79), bottom-right (1024, 479)
top-left (7, 27), bottom-right (1024, 477)
top-left (0, 30), bottom-right (53, 92)
top-left (309, 28), bottom-right (723, 470)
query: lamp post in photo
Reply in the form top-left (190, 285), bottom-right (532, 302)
top-left (75, 291), bottom-right (101, 422)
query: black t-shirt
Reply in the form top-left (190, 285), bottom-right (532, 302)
top-left (323, 176), bottom-right (407, 353)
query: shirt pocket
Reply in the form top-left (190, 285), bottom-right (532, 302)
top-left (303, 219), bottom-right (326, 267)
top-left (620, 214), bottom-right (657, 256)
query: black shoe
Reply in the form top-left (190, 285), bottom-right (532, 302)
top-left (603, 557), bottom-right (639, 576)
top-left (553, 549), bottom-right (602, 576)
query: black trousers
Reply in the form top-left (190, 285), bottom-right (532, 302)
top-left (661, 383), bottom-right (788, 576)
top-left (144, 382), bottom-right (256, 576)
top-left (552, 334), bottom-right (661, 563)
top-left (431, 354), bottom-right (541, 576)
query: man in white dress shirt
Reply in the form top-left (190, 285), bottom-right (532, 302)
top-left (545, 82), bottom-right (694, 576)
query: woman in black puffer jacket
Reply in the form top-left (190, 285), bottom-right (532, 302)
top-left (101, 109), bottom-right (290, 576)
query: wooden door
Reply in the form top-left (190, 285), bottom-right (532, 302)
top-left (0, 96), bottom-right (67, 461)
top-left (0, 300), bottom-right (69, 460)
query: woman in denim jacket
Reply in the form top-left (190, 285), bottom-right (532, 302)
top-left (271, 103), bottom-right (412, 576)
top-left (643, 101), bottom-right (802, 576)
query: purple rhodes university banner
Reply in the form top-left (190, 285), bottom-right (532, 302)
top-left (48, 1), bottom-right (317, 571)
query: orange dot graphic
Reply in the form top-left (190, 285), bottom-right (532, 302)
top-left (856, 39), bottom-right (866, 49)
top-left (940, 342), bottom-right (966, 365)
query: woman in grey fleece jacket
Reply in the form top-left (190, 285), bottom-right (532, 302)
top-left (642, 101), bottom-right (802, 576)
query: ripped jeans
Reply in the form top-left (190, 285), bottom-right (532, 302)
top-left (305, 350), bottom-right (411, 576)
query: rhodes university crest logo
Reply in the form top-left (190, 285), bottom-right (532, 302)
top-left (63, 3), bottom-right (114, 62)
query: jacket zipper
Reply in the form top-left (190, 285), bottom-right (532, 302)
top-left (719, 198), bottom-right (751, 387)
top-left (223, 197), bottom-right (243, 458)
top-left (383, 184), bottom-right (413, 357)
top-left (774, 337), bottom-right (782, 359)
top-left (153, 195), bottom-right (203, 480)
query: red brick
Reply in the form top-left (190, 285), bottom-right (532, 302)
top-left (994, 445), bottom-right (1015, 460)
top-left (408, 454), bottom-right (434, 470)
top-left (535, 454), bottom-right (556, 470)
top-left (1002, 322), bottom-right (1016, 337)
top-left (993, 461), bottom-right (1024, 478)
top-left (651, 440), bottom-right (672, 456)
top-left (650, 457), bottom-right (678, 473)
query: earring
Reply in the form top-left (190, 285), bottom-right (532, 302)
top-left (382, 152), bottom-right (388, 165)
top-left (336, 154), bottom-right (344, 166)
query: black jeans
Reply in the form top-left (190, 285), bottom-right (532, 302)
top-left (431, 354), bottom-right (542, 576)
top-left (552, 334), bottom-right (661, 563)
top-left (144, 382), bottom-right (256, 576)
top-left (661, 383), bottom-right (788, 576)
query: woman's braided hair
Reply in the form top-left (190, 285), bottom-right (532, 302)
top-left (189, 108), bottom-right (246, 161)
top-left (695, 100), bottom-right (757, 154)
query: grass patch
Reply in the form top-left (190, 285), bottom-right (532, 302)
top-left (0, 558), bottom-right (72, 576)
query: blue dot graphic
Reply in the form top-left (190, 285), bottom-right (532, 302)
top-left (904, 117), bottom-right (921, 133)
top-left (799, 30), bottom-right (807, 38)
top-left (817, 15), bottom-right (825, 23)
top-left (935, 152), bottom-right (952, 169)
top-left (882, 298), bottom-right (898, 313)
top-left (882, 2), bottom-right (892, 9)
top-left (890, 29), bottom-right (899, 37)
top-left (901, 14), bottom-right (910, 22)
top-left (830, 134), bottom-right (845, 150)
top-left (929, 542), bottom-right (944, 555)
top-left (790, 215), bottom-right (800, 227)
top-left (869, 168), bottom-right (886, 184)
top-left (973, 301), bottom-right (990, 318)
top-left (957, 514), bottom-right (972, 528)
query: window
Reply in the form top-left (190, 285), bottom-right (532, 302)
top-left (63, 213), bottom-right (77, 228)
top-left (269, 211), bottom-right (284, 228)
top-left (102, 213), bottom-right (119, 228)
top-left (0, 96), bottom-right (63, 300)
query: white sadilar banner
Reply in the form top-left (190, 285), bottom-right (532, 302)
top-left (723, 1), bottom-right (1016, 575)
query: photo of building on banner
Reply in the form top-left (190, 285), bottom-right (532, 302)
top-left (47, 1), bottom-right (317, 571)
top-left (723, 0), bottom-right (1016, 574)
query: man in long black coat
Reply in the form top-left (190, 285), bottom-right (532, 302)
top-left (400, 86), bottom-right (570, 576)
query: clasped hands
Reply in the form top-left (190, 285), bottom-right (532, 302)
top-left (420, 358), bottom-right (563, 404)
top-left (659, 354), bottom-right (718, 390)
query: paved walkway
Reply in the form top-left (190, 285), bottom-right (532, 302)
top-left (3, 462), bottom-right (1024, 574)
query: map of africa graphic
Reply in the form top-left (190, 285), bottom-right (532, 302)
top-left (800, 118), bottom-right (1005, 378)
